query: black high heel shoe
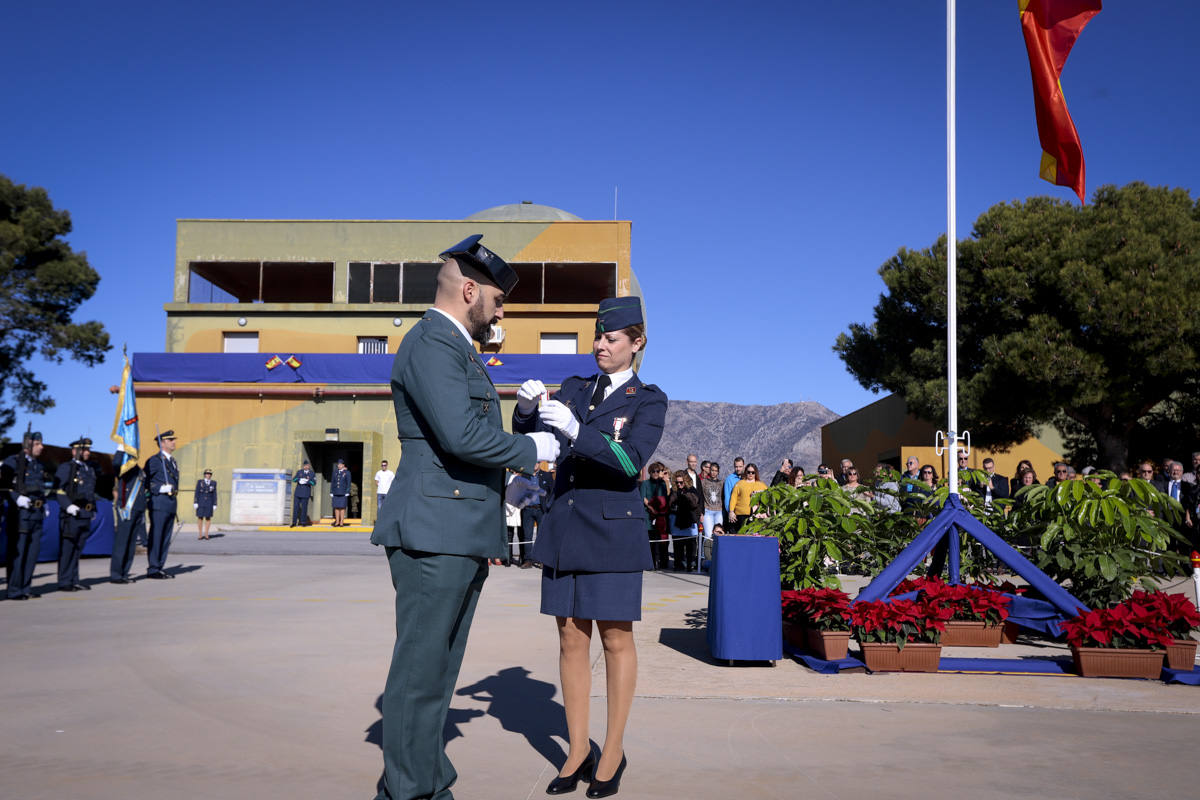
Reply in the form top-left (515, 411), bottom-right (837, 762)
top-left (546, 749), bottom-right (596, 795)
top-left (585, 754), bottom-right (626, 798)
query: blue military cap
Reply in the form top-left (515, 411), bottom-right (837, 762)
top-left (439, 234), bottom-right (518, 295)
top-left (336, 458), bottom-right (345, 465)
top-left (596, 296), bottom-right (643, 334)
top-left (156, 429), bottom-right (176, 442)
top-left (23, 430), bottom-right (42, 444)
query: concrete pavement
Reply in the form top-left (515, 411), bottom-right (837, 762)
top-left (2, 533), bottom-right (1198, 799)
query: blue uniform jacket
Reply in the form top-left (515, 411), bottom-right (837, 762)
top-left (144, 452), bottom-right (179, 513)
top-left (55, 460), bottom-right (98, 519)
top-left (331, 468), bottom-right (352, 496)
top-left (194, 479), bottom-right (218, 516)
top-left (293, 468), bottom-right (316, 499)
top-left (514, 372), bottom-right (667, 573)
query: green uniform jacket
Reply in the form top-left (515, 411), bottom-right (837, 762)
top-left (371, 309), bottom-right (537, 557)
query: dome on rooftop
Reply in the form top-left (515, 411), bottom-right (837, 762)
top-left (465, 202), bottom-right (583, 222)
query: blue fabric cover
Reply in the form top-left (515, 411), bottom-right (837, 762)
top-left (132, 352), bottom-right (596, 386)
top-left (707, 535), bottom-right (782, 662)
top-left (937, 657), bottom-right (1070, 675)
top-left (37, 499), bottom-right (116, 562)
top-left (1162, 666), bottom-right (1200, 685)
top-left (854, 495), bottom-right (1089, 620)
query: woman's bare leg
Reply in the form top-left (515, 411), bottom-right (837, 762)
top-left (556, 615), bottom-right (594, 776)
top-left (595, 620), bottom-right (636, 780)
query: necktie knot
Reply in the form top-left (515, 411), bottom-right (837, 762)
top-left (590, 375), bottom-right (611, 408)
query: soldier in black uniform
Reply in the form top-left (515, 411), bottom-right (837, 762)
top-left (110, 451), bottom-right (146, 584)
top-left (291, 460), bottom-right (316, 527)
top-left (194, 468), bottom-right (217, 540)
top-left (3, 431), bottom-right (49, 600)
top-left (56, 437), bottom-right (99, 591)
top-left (144, 430), bottom-right (180, 579)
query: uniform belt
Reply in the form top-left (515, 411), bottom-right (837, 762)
top-left (29, 498), bottom-right (45, 509)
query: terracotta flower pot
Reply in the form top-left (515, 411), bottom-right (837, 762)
top-left (858, 641), bottom-right (942, 673)
top-left (805, 628), bottom-right (851, 661)
top-left (1071, 646), bottom-right (1164, 680)
top-left (940, 620), bottom-right (1004, 648)
top-left (1165, 639), bottom-right (1198, 671)
top-left (1001, 621), bottom-right (1020, 644)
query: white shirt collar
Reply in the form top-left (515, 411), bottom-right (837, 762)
top-left (430, 307), bottom-right (474, 347)
top-left (600, 367), bottom-right (634, 399)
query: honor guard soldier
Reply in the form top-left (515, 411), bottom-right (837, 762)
top-left (291, 460), bottom-right (316, 527)
top-left (194, 469), bottom-right (217, 540)
top-left (330, 458), bottom-right (351, 527)
top-left (110, 451), bottom-right (146, 584)
top-left (144, 430), bottom-right (180, 579)
top-left (3, 430), bottom-right (49, 600)
top-left (56, 437), bottom-right (99, 591)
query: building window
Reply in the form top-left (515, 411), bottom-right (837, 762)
top-left (348, 263), bottom-right (402, 303)
top-left (543, 263), bottom-right (616, 303)
top-left (357, 336), bottom-right (388, 354)
top-left (507, 263), bottom-right (543, 303)
top-left (402, 262), bottom-right (440, 305)
top-left (189, 262), bottom-right (334, 303)
top-left (223, 332), bottom-right (259, 353)
top-left (539, 333), bottom-right (578, 355)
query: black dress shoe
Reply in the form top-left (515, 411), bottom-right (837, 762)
top-left (60, 585), bottom-right (80, 592)
top-left (73, 583), bottom-right (91, 591)
top-left (546, 750), bottom-right (596, 795)
top-left (147, 572), bottom-right (174, 580)
top-left (585, 754), bottom-right (626, 798)
top-left (112, 578), bottom-right (133, 584)
top-left (8, 594), bottom-right (29, 601)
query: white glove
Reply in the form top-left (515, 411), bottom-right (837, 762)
top-left (299, 478), bottom-right (308, 484)
top-left (16, 495), bottom-right (31, 509)
top-left (525, 432), bottom-right (561, 463)
top-left (539, 400), bottom-right (580, 440)
top-left (66, 504), bottom-right (80, 516)
top-left (160, 485), bottom-right (173, 494)
top-left (516, 379), bottom-right (546, 415)
top-left (193, 503), bottom-right (199, 510)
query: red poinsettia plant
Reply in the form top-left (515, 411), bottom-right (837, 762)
top-left (781, 587), bottom-right (851, 631)
top-left (1059, 597), bottom-right (1175, 650)
top-left (1129, 590), bottom-right (1200, 639)
top-left (849, 598), bottom-right (955, 649)
top-left (919, 581), bottom-right (1011, 626)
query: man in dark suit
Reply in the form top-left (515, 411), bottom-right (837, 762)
top-left (55, 437), bottom-right (99, 591)
top-left (291, 460), bottom-right (316, 527)
top-left (967, 457), bottom-right (1010, 505)
top-left (110, 451), bottom-right (146, 584)
top-left (144, 430), bottom-right (180, 579)
top-left (3, 430), bottom-right (48, 600)
top-left (370, 234), bottom-right (559, 800)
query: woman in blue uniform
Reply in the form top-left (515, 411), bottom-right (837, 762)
top-left (330, 459), bottom-right (351, 527)
top-left (513, 296), bottom-right (666, 798)
top-left (193, 469), bottom-right (217, 540)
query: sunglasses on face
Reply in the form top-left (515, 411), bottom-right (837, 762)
top-left (921, 469), bottom-right (933, 474)
top-left (745, 470), bottom-right (757, 475)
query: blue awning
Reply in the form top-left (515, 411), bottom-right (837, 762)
top-left (131, 352), bottom-right (596, 386)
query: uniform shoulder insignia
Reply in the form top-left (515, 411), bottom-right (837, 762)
top-left (639, 382), bottom-right (663, 394)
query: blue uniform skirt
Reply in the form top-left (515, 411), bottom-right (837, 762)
top-left (331, 495), bottom-right (349, 510)
top-left (541, 567), bottom-right (642, 621)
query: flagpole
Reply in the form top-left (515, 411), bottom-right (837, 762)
top-left (946, 0), bottom-right (960, 496)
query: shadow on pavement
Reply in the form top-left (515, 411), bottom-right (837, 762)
top-left (457, 666), bottom-right (568, 768)
top-left (657, 626), bottom-right (714, 664)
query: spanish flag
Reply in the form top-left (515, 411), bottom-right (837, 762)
top-left (286, 355), bottom-right (303, 369)
top-left (1020, 0), bottom-right (1102, 203)
top-left (265, 355), bottom-right (283, 370)
top-left (485, 356), bottom-right (503, 366)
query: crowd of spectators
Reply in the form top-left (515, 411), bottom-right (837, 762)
top-left (630, 450), bottom-right (1200, 571)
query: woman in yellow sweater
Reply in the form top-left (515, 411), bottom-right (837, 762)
top-left (727, 463), bottom-right (768, 533)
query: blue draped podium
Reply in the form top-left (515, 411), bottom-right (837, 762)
top-left (707, 535), bottom-right (782, 662)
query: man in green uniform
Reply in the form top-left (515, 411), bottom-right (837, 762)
top-left (370, 234), bottom-right (559, 800)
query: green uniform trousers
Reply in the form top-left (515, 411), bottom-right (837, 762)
top-left (377, 547), bottom-right (487, 800)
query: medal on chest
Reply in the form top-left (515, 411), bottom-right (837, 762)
top-left (612, 417), bottom-right (628, 443)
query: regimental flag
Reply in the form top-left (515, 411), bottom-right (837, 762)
top-left (1020, 0), bottom-right (1102, 203)
top-left (110, 350), bottom-right (140, 477)
top-left (286, 355), bottom-right (303, 369)
top-left (485, 356), bottom-right (503, 366)
top-left (265, 355), bottom-right (283, 370)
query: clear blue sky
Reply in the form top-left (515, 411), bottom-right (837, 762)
top-left (6, 0), bottom-right (1199, 448)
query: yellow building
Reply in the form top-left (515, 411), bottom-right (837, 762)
top-left (821, 393), bottom-right (1066, 482)
top-left (134, 203), bottom-right (639, 524)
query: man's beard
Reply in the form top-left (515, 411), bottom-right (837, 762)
top-left (466, 296), bottom-right (493, 345)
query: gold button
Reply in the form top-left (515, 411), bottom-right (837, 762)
top-left (625, 510), bottom-right (631, 516)
top-left (453, 489), bottom-right (460, 496)
top-left (568, 499), bottom-right (574, 506)
top-left (588, 405), bottom-right (595, 411)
